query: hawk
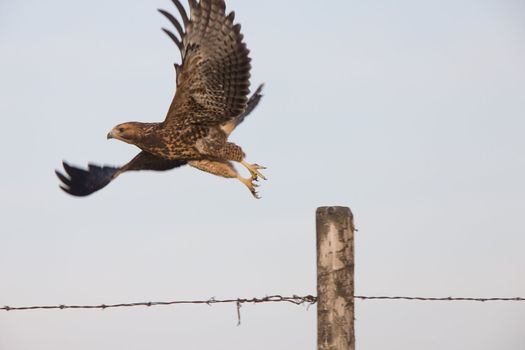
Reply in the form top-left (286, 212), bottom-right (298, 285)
top-left (56, 0), bottom-right (266, 198)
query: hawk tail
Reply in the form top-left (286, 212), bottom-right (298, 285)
top-left (56, 162), bottom-right (120, 197)
top-left (56, 152), bottom-right (187, 197)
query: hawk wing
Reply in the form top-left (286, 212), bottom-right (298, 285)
top-left (159, 0), bottom-right (251, 128)
top-left (56, 152), bottom-right (187, 197)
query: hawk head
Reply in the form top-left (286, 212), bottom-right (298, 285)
top-left (107, 122), bottom-right (147, 145)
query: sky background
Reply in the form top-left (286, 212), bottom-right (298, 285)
top-left (1, 0), bottom-right (524, 349)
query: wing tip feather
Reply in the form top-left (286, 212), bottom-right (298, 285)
top-left (161, 27), bottom-right (183, 50)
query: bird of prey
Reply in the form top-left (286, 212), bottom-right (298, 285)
top-left (56, 0), bottom-right (266, 198)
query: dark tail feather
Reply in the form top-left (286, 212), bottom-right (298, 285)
top-left (234, 83), bottom-right (264, 128)
top-left (56, 162), bottom-right (120, 197)
top-left (56, 152), bottom-right (188, 197)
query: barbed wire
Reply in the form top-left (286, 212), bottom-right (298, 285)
top-left (355, 296), bottom-right (525, 302)
top-left (0, 295), bottom-right (316, 312)
top-left (3, 294), bottom-right (524, 313)
top-left (1, 295), bottom-right (316, 325)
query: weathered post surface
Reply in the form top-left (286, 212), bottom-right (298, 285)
top-left (316, 206), bottom-right (355, 350)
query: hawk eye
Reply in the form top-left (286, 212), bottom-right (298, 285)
top-left (118, 127), bottom-right (125, 133)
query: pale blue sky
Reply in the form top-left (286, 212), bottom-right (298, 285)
top-left (1, 0), bottom-right (524, 349)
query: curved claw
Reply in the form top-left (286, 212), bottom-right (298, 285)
top-left (238, 176), bottom-right (261, 199)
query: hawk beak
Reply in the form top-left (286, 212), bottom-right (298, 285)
top-left (107, 131), bottom-right (114, 140)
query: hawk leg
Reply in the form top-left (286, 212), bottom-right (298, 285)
top-left (189, 160), bottom-right (261, 199)
top-left (196, 139), bottom-right (267, 182)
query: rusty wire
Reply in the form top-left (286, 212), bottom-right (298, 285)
top-left (1, 295), bottom-right (317, 325)
top-left (355, 296), bottom-right (525, 302)
top-left (3, 294), bottom-right (525, 314)
top-left (1, 295), bottom-right (316, 313)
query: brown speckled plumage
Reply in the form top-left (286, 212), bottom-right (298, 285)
top-left (56, 0), bottom-right (266, 198)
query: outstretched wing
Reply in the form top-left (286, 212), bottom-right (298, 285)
top-left (56, 152), bottom-right (187, 197)
top-left (159, 0), bottom-right (251, 128)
